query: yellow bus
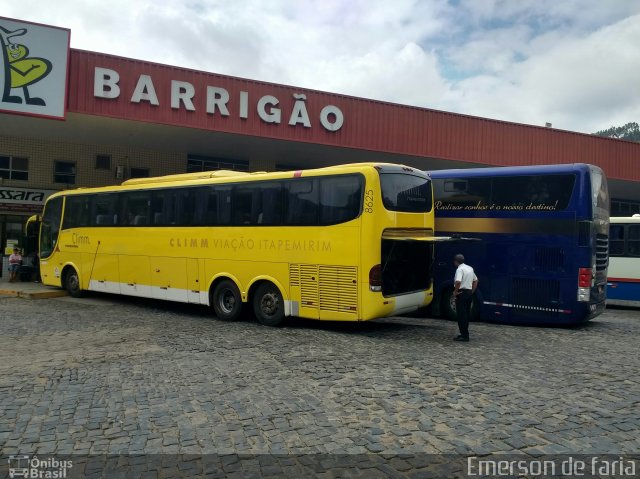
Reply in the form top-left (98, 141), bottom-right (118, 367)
top-left (38, 163), bottom-right (435, 325)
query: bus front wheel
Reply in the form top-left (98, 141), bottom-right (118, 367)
top-left (211, 280), bottom-right (243, 321)
top-left (64, 267), bottom-right (83, 298)
top-left (253, 283), bottom-right (285, 327)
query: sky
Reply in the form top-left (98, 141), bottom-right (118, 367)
top-left (3, 0), bottom-right (640, 134)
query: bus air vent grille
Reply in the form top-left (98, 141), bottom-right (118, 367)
top-left (318, 265), bottom-right (358, 313)
top-left (512, 278), bottom-right (560, 310)
top-left (595, 234), bottom-right (609, 272)
top-left (299, 264), bottom-right (319, 307)
top-left (534, 247), bottom-right (565, 272)
top-left (578, 221), bottom-right (591, 247)
top-left (289, 264), bottom-right (300, 286)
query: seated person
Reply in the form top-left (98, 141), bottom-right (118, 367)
top-left (8, 247), bottom-right (22, 283)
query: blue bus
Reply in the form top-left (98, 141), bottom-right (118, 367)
top-left (430, 164), bottom-right (609, 325)
top-left (607, 216), bottom-right (640, 305)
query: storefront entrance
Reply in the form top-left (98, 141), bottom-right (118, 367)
top-left (0, 214), bottom-right (30, 278)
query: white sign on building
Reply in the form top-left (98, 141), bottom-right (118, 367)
top-left (0, 17), bottom-right (70, 119)
top-left (0, 186), bottom-right (56, 213)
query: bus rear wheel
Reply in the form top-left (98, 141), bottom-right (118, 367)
top-left (211, 279), bottom-right (243, 321)
top-left (253, 283), bottom-right (285, 326)
top-left (64, 267), bottom-right (83, 298)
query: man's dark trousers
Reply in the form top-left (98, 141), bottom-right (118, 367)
top-left (455, 289), bottom-right (473, 338)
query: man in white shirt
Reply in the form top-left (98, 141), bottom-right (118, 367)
top-left (453, 254), bottom-right (478, 342)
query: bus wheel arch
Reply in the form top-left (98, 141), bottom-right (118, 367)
top-left (61, 265), bottom-right (83, 298)
top-left (249, 280), bottom-right (286, 327)
top-left (209, 277), bottom-right (243, 321)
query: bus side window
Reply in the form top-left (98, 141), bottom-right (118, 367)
top-left (151, 190), bottom-right (166, 225)
top-left (232, 185), bottom-right (255, 225)
top-left (232, 182), bottom-right (283, 226)
top-left (320, 175), bottom-right (363, 225)
top-left (492, 175), bottom-right (575, 209)
top-left (203, 190), bottom-right (218, 225)
top-left (120, 191), bottom-right (151, 226)
top-left (192, 188), bottom-right (208, 225)
top-left (160, 189), bottom-right (179, 225)
top-left (609, 225), bottom-right (625, 256)
top-left (435, 177), bottom-right (491, 208)
top-left (199, 186), bottom-right (231, 226)
top-left (285, 179), bottom-right (319, 225)
top-left (628, 225), bottom-right (640, 257)
top-left (260, 183), bottom-right (283, 225)
top-left (157, 188), bottom-right (196, 226)
top-left (63, 195), bottom-right (90, 229)
top-left (177, 189), bottom-right (195, 226)
top-left (90, 194), bottom-right (118, 226)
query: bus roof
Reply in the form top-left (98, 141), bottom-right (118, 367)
top-left (121, 169), bottom-right (254, 186)
top-left (428, 163), bottom-right (596, 178)
top-left (46, 162), bottom-right (427, 199)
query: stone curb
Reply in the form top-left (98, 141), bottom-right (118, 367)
top-left (0, 288), bottom-right (68, 299)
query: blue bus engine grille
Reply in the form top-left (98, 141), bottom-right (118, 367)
top-left (534, 247), bottom-right (565, 272)
top-left (511, 278), bottom-right (561, 312)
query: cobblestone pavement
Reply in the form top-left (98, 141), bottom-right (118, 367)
top-left (0, 294), bottom-right (639, 475)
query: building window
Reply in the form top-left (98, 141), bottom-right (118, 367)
top-left (0, 155), bottom-right (29, 181)
top-left (611, 199), bottom-right (640, 217)
top-left (187, 155), bottom-right (248, 173)
top-left (54, 161), bottom-right (76, 184)
top-left (96, 154), bottom-right (111, 170)
top-left (130, 167), bottom-right (150, 178)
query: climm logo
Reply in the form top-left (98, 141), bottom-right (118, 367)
top-left (94, 67), bottom-right (344, 132)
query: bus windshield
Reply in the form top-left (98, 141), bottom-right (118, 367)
top-left (40, 196), bottom-right (63, 258)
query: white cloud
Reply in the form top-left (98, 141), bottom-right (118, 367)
top-left (443, 13), bottom-right (640, 132)
top-left (2, 0), bottom-right (640, 133)
top-left (444, 24), bottom-right (532, 74)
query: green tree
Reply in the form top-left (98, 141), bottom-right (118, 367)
top-left (593, 122), bottom-right (640, 142)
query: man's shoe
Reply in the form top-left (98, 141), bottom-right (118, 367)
top-left (454, 335), bottom-right (469, 342)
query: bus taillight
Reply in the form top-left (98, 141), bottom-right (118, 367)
top-left (369, 264), bottom-right (382, 292)
top-left (578, 268), bottom-right (592, 287)
top-left (578, 267), bottom-right (592, 302)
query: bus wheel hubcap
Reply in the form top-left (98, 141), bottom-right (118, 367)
top-left (220, 290), bottom-right (235, 313)
top-left (450, 294), bottom-right (456, 312)
top-left (261, 293), bottom-right (278, 316)
top-left (69, 275), bottom-right (78, 290)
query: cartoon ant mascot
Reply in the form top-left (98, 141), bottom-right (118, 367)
top-left (0, 25), bottom-right (52, 106)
